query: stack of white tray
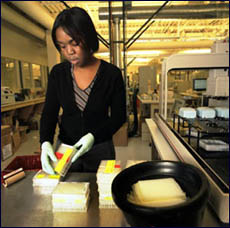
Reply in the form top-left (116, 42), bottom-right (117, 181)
top-left (32, 170), bottom-right (60, 194)
top-left (199, 139), bottom-right (229, 151)
top-left (52, 182), bottom-right (90, 212)
top-left (96, 160), bottom-right (121, 208)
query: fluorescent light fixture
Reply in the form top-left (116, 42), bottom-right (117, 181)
top-left (135, 58), bottom-right (151, 62)
top-left (136, 39), bottom-right (161, 43)
top-left (179, 49), bottom-right (211, 54)
top-left (95, 52), bottom-right (109, 57)
top-left (128, 58), bottom-right (151, 62)
top-left (127, 50), bottom-right (162, 55)
top-left (96, 50), bottom-right (162, 57)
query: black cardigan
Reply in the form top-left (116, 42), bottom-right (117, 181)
top-left (40, 60), bottom-right (126, 146)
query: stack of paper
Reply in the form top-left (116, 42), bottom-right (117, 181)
top-left (32, 170), bottom-right (60, 194)
top-left (128, 178), bottom-right (187, 207)
top-left (96, 160), bottom-right (121, 208)
top-left (52, 182), bottom-right (90, 212)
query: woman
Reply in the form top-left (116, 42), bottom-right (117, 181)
top-left (40, 7), bottom-right (126, 174)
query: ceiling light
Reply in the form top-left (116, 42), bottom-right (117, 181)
top-left (127, 58), bottom-right (151, 63)
top-left (95, 52), bottom-right (109, 57)
top-left (179, 49), bottom-right (211, 54)
top-left (127, 50), bottom-right (162, 55)
top-left (95, 50), bottom-right (163, 57)
top-left (134, 58), bottom-right (151, 62)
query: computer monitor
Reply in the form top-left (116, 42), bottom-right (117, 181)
top-left (193, 78), bottom-right (207, 91)
top-left (21, 88), bottom-right (31, 98)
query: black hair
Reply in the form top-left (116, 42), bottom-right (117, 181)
top-left (52, 7), bottom-right (99, 54)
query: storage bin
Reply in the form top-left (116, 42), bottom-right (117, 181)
top-left (1, 155), bottom-right (41, 183)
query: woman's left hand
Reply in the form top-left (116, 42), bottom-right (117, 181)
top-left (71, 133), bottom-right (95, 163)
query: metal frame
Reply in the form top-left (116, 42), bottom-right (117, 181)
top-left (150, 113), bottom-right (229, 223)
top-left (160, 53), bottom-right (229, 119)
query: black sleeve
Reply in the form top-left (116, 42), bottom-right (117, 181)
top-left (91, 68), bottom-right (127, 142)
top-left (40, 68), bottom-right (60, 144)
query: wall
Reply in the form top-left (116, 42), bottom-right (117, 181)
top-left (1, 20), bottom-right (48, 66)
top-left (138, 66), bottom-right (157, 94)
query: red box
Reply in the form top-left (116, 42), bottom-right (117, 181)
top-left (1, 155), bottom-right (42, 183)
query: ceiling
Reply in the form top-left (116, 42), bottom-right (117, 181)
top-left (38, 1), bottom-right (229, 68)
top-left (8, 1), bottom-right (230, 70)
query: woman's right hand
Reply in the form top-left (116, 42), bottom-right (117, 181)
top-left (41, 141), bottom-right (57, 175)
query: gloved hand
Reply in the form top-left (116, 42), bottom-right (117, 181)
top-left (71, 133), bottom-right (94, 163)
top-left (41, 141), bottom-right (57, 175)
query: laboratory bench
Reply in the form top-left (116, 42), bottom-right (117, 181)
top-left (137, 95), bottom-right (175, 119)
top-left (1, 171), bottom-right (227, 227)
top-left (1, 97), bottom-right (45, 113)
top-left (1, 97), bottom-right (45, 126)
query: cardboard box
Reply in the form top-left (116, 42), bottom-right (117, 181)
top-left (12, 130), bottom-right (21, 152)
top-left (113, 122), bottom-right (128, 147)
top-left (29, 114), bottom-right (41, 130)
top-left (1, 125), bottom-right (12, 136)
top-left (1, 115), bottom-right (13, 127)
top-left (29, 120), bottom-right (39, 130)
top-left (19, 126), bottom-right (28, 143)
top-left (18, 106), bottom-right (34, 122)
top-left (1, 134), bottom-right (13, 160)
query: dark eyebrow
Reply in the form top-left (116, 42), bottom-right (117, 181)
top-left (56, 39), bottom-right (76, 45)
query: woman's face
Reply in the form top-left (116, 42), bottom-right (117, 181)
top-left (55, 26), bottom-right (90, 67)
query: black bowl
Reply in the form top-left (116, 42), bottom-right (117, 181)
top-left (112, 161), bottom-right (210, 227)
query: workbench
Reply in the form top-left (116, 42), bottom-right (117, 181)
top-left (1, 97), bottom-right (45, 125)
top-left (137, 95), bottom-right (174, 119)
top-left (1, 97), bottom-right (45, 113)
top-left (1, 171), bottom-right (126, 227)
top-left (1, 171), bottom-right (226, 227)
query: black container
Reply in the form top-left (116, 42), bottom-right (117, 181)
top-left (112, 161), bottom-right (210, 227)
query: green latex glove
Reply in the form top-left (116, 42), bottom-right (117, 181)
top-left (71, 133), bottom-right (94, 163)
top-left (41, 141), bottom-right (57, 175)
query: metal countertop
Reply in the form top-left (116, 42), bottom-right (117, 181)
top-left (1, 171), bottom-right (227, 227)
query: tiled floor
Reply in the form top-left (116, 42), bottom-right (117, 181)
top-left (1, 130), bottom-right (151, 171)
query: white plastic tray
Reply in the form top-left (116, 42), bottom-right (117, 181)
top-left (199, 139), bottom-right (229, 151)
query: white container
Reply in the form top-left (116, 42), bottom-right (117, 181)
top-left (214, 107), bottom-right (229, 119)
top-left (52, 182), bottom-right (90, 212)
top-left (197, 107), bottom-right (216, 119)
top-left (1, 87), bottom-right (15, 104)
top-left (1, 94), bottom-right (15, 105)
top-left (178, 107), bottom-right (196, 119)
top-left (199, 139), bottom-right (229, 151)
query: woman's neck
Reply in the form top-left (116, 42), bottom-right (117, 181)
top-left (74, 56), bottom-right (100, 73)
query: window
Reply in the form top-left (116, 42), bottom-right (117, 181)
top-left (1, 57), bottom-right (48, 93)
top-left (21, 62), bottom-right (32, 88)
top-left (32, 64), bottom-right (42, 88)
top-left (1, 57), bottom-right (21, 90)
